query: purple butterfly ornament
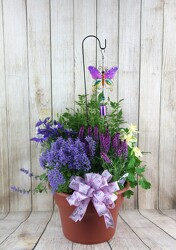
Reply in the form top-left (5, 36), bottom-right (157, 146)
top-left (88, 66), bottom-right (118, 90)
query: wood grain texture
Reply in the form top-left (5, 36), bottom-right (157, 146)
top-left (140, 209), bottom-right (176, 239)
top-left (109, 216), bottom-right (149, 249)
top-left (0, 212), bottom-right (30, 244)
top-left (0, 212), bottom-right (8, 220)
top-left (120, 210), bottom-right (176, 249)
top-left (73, 242), bottom-right (110, 250)
top-left (51, 0), bottom-right (75, 116)
top-left (159, 0), bottom-right (176, 209)
top-left (138, 0), bottom-right (163, 209)
top-left (0, 212), bottom-right (52, 250)
top-left (118, 0), bottom-right (141, 210)
top-left (3, 0), bottom-right (31, 211)
top-left (0, 210), bottom-right (175, 249)
top-left (162, 209), bottom-right (176, 220)
top-left (0, 0), bottom-right (9, 213)
top-left (74, 0), bottom-right (96, 98)
top-left (35, 209), bottom-right (72, 250)
top-left (27, 0), bottom-right (53, 211)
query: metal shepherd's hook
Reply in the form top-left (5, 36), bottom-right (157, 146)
top-left (82, 35), bottom-right (106, 124)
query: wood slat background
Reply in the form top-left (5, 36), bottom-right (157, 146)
top-left (0, 0), bottom-right (175, 212)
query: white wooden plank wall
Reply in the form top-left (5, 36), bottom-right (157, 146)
top-left (159, 0), bottom-right (176, 209)
top-left (118, 0), bottom-right (141, 209)
top-left (2, 0), bottom-right (31, 211)
top-left (27, 0), bottom-right (53, 211)
top-left (138, 0), bottom-right (163, 209)
top-left (0, 0), bottom-right (175, 212)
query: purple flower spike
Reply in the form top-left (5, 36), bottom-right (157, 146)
top-left (87, 126), bottom-right (92, 137)
top-left (112, 132), bottom-right (120, 150)
top-left (11, 186), bottom-right (30, 194)
top-left (93, 126), bottom-right (99, 141)
top-left (20, 168), bottom-right (29, 175)
top-left (99, 129), bottom-right (111, 154)
top-left (101, 152), bottom-right (112, 164)
top-left (78, 126), bottom-right (84, 141)
top-left (121, 140), bottom-right (128, 157)
top-left (113, 134), bottom-right (128, 158)
top-left (100, 105), bottom-right (106, 116)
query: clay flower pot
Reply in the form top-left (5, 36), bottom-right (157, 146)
top-left (54, 183), bottom-right (129, 244)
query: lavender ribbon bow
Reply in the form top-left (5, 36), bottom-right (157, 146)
top-left (66, 170), bottom-right (120, 228)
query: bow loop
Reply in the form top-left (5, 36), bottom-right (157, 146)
top-left (66, 170), bottom-right (127, 228)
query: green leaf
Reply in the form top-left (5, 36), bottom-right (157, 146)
top-left (123, 190), bottom-right (134, 198)
top-left (34, 182), bottom-right (47, 193)
top-left (135, 166), bottom-right (145, 176)
top-left (127, 172), bottom-right (136, 182)
top-left (139, 177), bottom-right (151, 189)
top-left (98, 92), bottom-right (104, 102)
top-left (127, 157), bottom-right (135, 170)
top-left (39, 173), bottom-right (47, 181)
top-left (129, 180), bottom-right (137, 188)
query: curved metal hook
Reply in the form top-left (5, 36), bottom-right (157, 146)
top-left (82, 35), bottom-right (106, 50)
top-left (82, 35), bottom-right (106, 124)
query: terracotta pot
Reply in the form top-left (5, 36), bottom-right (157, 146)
top-left (54, 183), bottom-right (129, 244)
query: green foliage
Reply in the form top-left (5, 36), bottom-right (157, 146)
top-left (123, 190), bottom-right (134, 199)
top-left (59, 93), bottom-right (125, 135)
top-left (32, 92), bottom-right (151, 197)
top-left (33, 173), bottom-right (48, 193)
top-left (107, 98), bottom-right (125, 135)
top-left (139, 177), bottom-right (151, 189)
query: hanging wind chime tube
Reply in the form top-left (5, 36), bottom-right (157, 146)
top-left (82, 35), bottom-right (107, 122)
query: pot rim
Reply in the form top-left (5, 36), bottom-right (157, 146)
top-left (54, 182), bottom-right (130, 198)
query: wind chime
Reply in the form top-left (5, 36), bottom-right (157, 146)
top-left (82, 35), bottom-right (118, 120)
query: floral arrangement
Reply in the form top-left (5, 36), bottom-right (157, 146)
top-left (11, 56), bottom-right (152, 230)
top-left (11, 91), bottom-right (151, 200)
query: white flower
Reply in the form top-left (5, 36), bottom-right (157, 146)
top-left (133, 147), bottom-right (143, 158)
top-left (120, 130), bottom-right (137, 148)
top-left (128, 124), bottom-right (139, 134)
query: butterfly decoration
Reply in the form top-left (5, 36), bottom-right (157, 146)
top-left (88, 66), bottom-right (118, 91)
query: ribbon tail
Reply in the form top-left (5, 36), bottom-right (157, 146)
top-left (103, 210), bottom-right (114, 228)
top-left (92, 198), bottom-right (115, 228)
top-left (69, 198), bottom-right (90, 222)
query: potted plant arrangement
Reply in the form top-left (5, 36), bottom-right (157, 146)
top-left (11, 37), bottom-right (151, 244)
top-left (12, 89), bottom-right (151, 244)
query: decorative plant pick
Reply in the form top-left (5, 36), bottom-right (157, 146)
top-left (88, 66), bottom-right (118, 90)
top-left (88, 66), bottom-right (118, 116)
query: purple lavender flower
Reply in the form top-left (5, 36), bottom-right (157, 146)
top-left (112, 132), bottom-right (120, 150)
top-left (120, 140), bottom-right (128, 157)
top-left (20, 168), bottom-right (38, 178)
top-left (99, 129), bottom-right (111, 154)
top-left (101, 152), bottom-right (112, 164)
top-left (78, 126), bottom-right (84, 141)
top-left (93, 126), bottom-right (99, 141)
top-left (48, 168), bottom-right (65, 193)
top-left (87, 126), bottom-right (92, 137)
top-left (112, 134), bottom-right (128, 158)
top-left (20, 168), bottom-right (29, 175)
top-left (10, 186), bottom-right (30, 194)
